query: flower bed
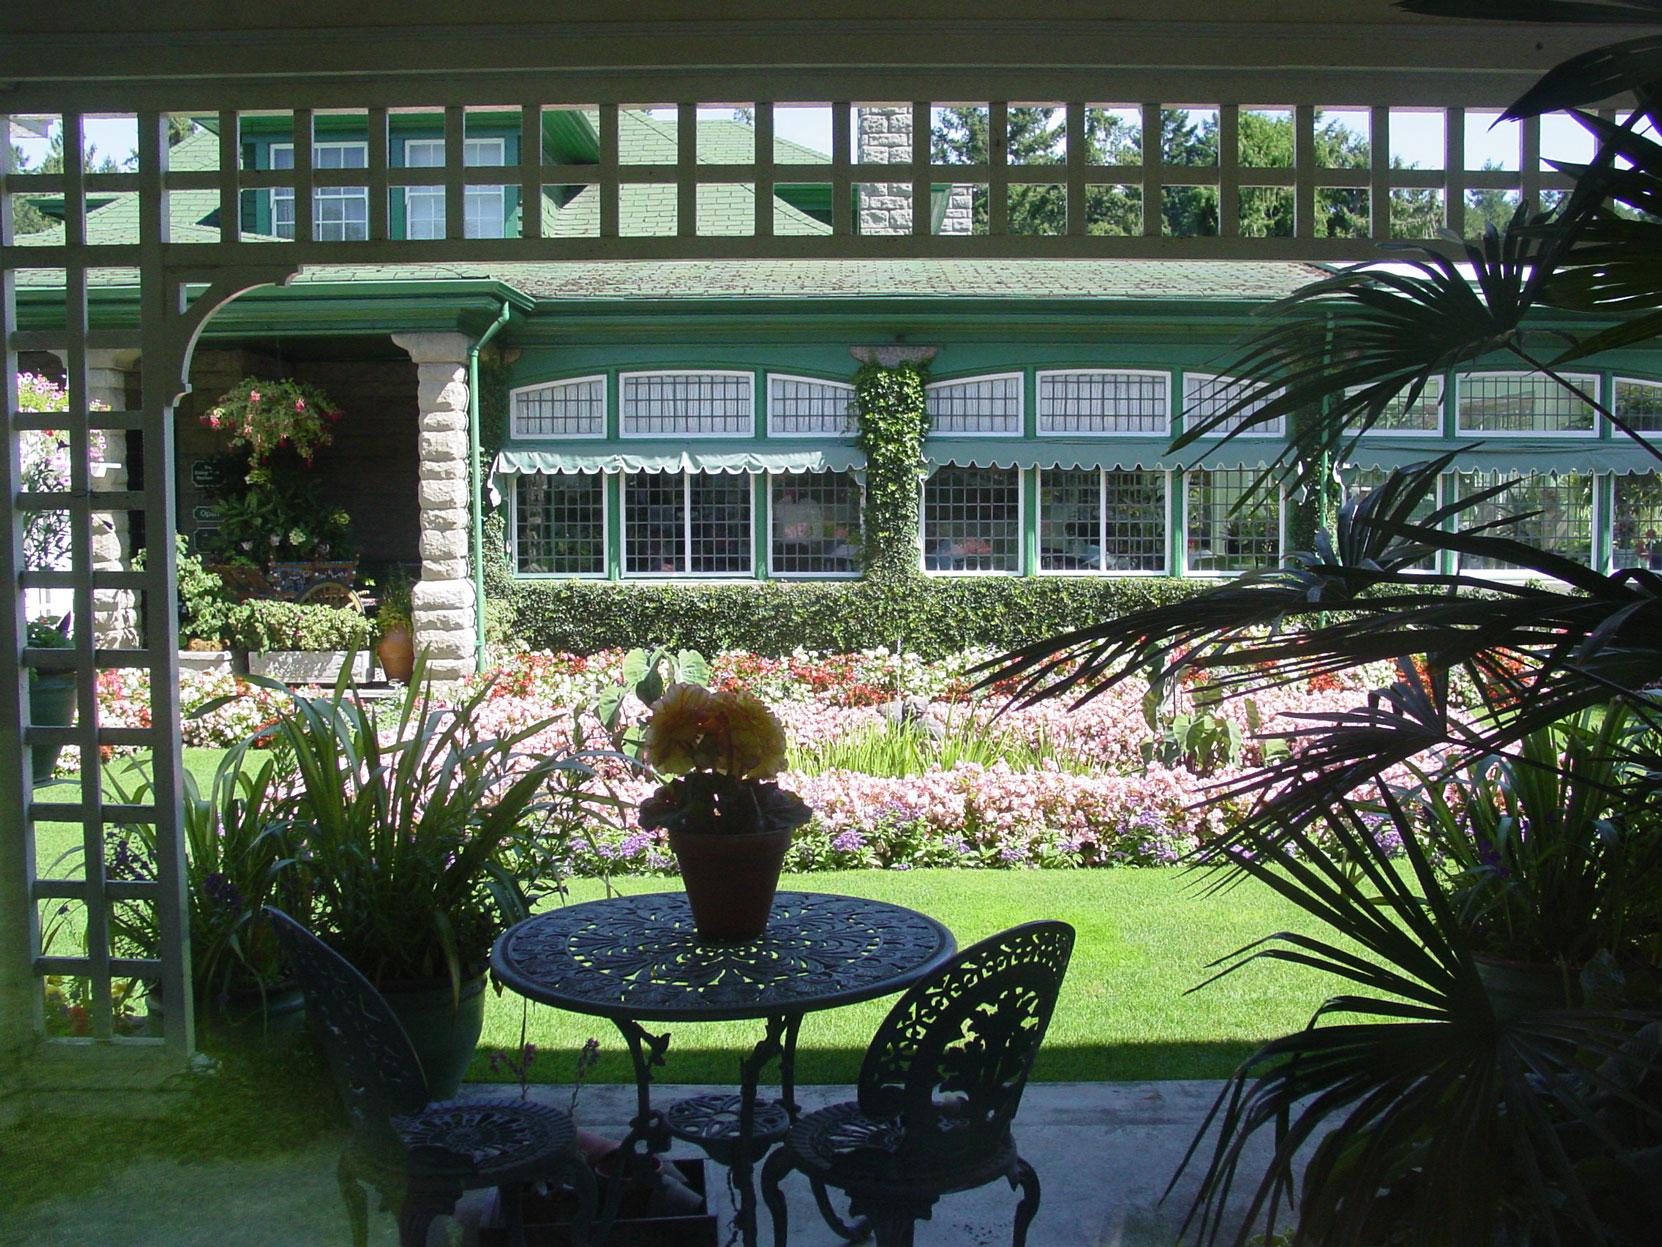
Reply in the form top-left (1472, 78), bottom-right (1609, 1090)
top-left (79, 647), bottom-right (1432, 872)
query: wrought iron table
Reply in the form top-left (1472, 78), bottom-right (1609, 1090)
top-left (491, 890), bottom-right (956, 1246)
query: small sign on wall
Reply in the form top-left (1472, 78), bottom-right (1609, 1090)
top-left (192, 505), bottom-right (220, 524)
top-left (190, 459), bottom-right (223, 489)
top-left (194, 526), bottom-right (220, 551)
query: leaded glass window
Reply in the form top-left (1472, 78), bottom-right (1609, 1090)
top-left (1457, 372), bottom-right (1598, 434)
top-left (770, 471), bottom-right (860, 576)
top-left (1186, 469), bottom-right (1281, 572)
top-left (1183, 374), bottom-right (1284, 436)
top-left (512, 376), bottom-right (606, 437)
top-left (768, 375), bottom-right (857, 436)
top-left (1038, 468), bottom-right (1166, 571)
top-left (922, 466), bottom-right (1020, 572)
top-left (514, 474), bottom-right (605, 575)
top-left (1348, 377), bottom-right (1444, 433)
top-left (624, 471), bottom-right (752, 575)
top-left (1455, 470), bottom-right (1594, 570)
top-left (1616, 377), bottom-right (1662, 434)
top-left (1612, 472), bottom-right (1662, 570)
top-left (621, 372), bottom-right (754, 437)
top-left (1037, 371), bottom-right (1169, 435)
top-left (926, 375), bottom-right (1022, 435)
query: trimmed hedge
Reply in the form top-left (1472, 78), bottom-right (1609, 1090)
top-left (505, 575), bottom-right (1214, 660)
top-left (223, 599), bottom-right (374, 652)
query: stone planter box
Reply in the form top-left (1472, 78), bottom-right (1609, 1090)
top-left (246, 650), bottom-right (375, 684)
top-left (178, 649), bottom-right (238, 677)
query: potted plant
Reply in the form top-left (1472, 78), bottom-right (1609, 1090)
top-left (255, 653), bottom-right (615, 1096)
top-left (203, 375), bottom-right (341, 468)
top-left (27, 615), bottom-right (75, 785)
top-left (637, 683), bottom-right (812, 942)
top-left (230, 598), bottom-right (374, 684)
top-left (85, 742), bottom-right (304, 1045)
top-left (373, 565), bottom-right (415, 684)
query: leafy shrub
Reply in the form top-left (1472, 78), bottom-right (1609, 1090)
top-left (223, 599), bottom-right (372, 651)
top-left (503, 576), bottom-right (1213, 660)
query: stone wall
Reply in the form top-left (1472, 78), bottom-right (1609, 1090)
top-left (857, 106), bottom-right (973, 236)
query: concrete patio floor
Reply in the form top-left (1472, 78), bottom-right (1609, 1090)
top-left (2, 1080), bottom-right (1279, 1247)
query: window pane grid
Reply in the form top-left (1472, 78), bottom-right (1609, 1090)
top-left (1187, 469), bottom-right (1281, 572)
top-left (1616, 378), bottom-right (1662, 433)
top-left (513, 378), bottom-right (606, 437)
top-left (1458, 373), bottom-right (1597, 434)
top-left (1345, 468), bottom-right (1436, 568)
top-left (624, 471), bottom-right (753, 575)
top-left (1039, 469), bottom-right (1165, 571)
top-left (771, 471), bottom-right (860, 576)
top-left (1038, 372), bottom-right (1168, 434)
top-left (1614, 472), bottom-right (1662, 570)
top-left (1183, 374), bottom-right (1283, 436)
top-left (1348, 378), bottom-right (1444, 432)
top-left (514, 475), bottom-right (604, 575)
top-left (622, 373), bottom-right (753, 436)
top-left (1457, 470), bottom-right (1593, 569)
top-left (926, 376), bottom-right (1022, 434)
top-left (923, 466), bottom-right (1020, 572)
top-left (271, 142), bottom-right (368, 241)
top-left (769, 377), bottom-right (857, 436)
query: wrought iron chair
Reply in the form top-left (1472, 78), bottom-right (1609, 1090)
top-left (266, 908), bottom-right (595, 1247)
top-left (760, 920), bottom-right (1074, 1247)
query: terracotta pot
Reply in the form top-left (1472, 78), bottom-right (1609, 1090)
top-left (667, 827), bottom-right (793, 943)
top-left (375, 622), bottom-right (415, 683)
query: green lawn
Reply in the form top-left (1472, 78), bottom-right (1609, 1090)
top-left (474, 868), bottom-right (1338, 1086)
top-left (37, 752), bottom-right (1342, 1086)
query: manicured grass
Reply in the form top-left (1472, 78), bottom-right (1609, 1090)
top-left (473, 867), bottom-right (1339, 1086)
top-left (37, 752), bottom-right (1342, 1087)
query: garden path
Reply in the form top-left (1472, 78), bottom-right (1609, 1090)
top-left (2, 1080), bottom-right (1284, 1246)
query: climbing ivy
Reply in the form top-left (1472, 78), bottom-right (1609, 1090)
top-left (854, 360), bottom-right (931, 584)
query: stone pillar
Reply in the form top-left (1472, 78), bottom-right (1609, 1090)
top-left (49, 349), bottom-right (141, 649)
top-left (391, 333), bottom-right (476, 684)
top-left (857, 106), bottom-right (973, 237)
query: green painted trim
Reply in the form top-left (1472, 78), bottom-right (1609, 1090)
top-left (1022, 466), bottom-right (1040, 574)
top-left (753, 473), bottom-right (770, 579)
top-left (606, 475), bottom-right (623, 581)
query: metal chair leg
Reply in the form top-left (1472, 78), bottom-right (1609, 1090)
top-left (811, 1176), bottom-right (871, 1242)
top-left (1010, 1157), bottom-right (1041, 1247)
top-left (497, 1182), bottom-right (527, 1247)
top-left (760, 1144), bottom-right (794, 1247)
top-left (336, 1154), bottom-right (370, 1247)
top-left (395, 1192), bottom-right (446, 1247)
top-left (566, 1147), bottom-right (599, 1247)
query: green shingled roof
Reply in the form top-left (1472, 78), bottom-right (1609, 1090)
top-left (545, 184), bottom-right (830, 237)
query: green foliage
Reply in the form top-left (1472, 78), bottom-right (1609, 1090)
top-left (136, 536), bottom-right (240, 645)
top-left (202, 376), bottom-right (342, 467)
top-left (255, 655), bottom-right (613, 986)
top-left (222, 599), bottom-right (372, 652)
top-left (854, 360), bottom-right (931, 584)
top-left (505, 575), bottom-right (1211, 660)
top-left (595, 645), bottom-right (710, 758)
top-left (788, 712), bottom-right (1090, 777)
top-left (199, 448), bottom-right (355, 565)
top-left (374, 564), bottom-right (413, 633)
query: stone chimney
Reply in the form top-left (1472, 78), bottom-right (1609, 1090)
top-left (857, 107), bottom-right (973, 236)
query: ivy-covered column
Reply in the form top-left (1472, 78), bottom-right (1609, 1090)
top-left (391, 332), bottom-right (475, 683)
top-left (852, 349), bottom-right (933, 648)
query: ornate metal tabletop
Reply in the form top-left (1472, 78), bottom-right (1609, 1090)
top-left (492, 891), bottom-right (955, 1023)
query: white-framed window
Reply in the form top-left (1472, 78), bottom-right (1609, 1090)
top-left (1343, 467), bottom-right (1439, 569)
top-left (271, 141), bottom-right (368, 242)
top-left (1615, 377), bottom-right (1662, 434)
top-left (1454, 469), bottom-right (1595, 571)
top-left (512, 473), bottom-right (606, 576)
top-left (1456, 372), bottom-right (1599, 435)
top-left (922, 465), bottom-right (1021, 573)
top-left (1037, 370), bottom-right (1169, 435)
top-left (1183, 374), bottom-right (1285, 437)
top-left (1612, 472), bottom-right (1662, 570)
top-left (1185, 469), bottom-right (1283, 572)
top-left (623, 470), bottom-right (753, 575)
top-left (403, 136), bottom-right (507, 240)
top-left (926, 374), bottom-right (1023, 435)
top-left (511, 376), bottom-right (606, 438)
top-left (1347, 377), bottom-right (1445, 434)
top-left (767, 375), bottom-right (857, 437)
top-left (1038, 468), bottom-right (1167, 572)
top-left (770, 471), bottom-right (861, 577)
top-left (620, 372), bottom-right (754, 438)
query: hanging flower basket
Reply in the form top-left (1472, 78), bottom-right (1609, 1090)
top-left (202, 376), bottom-right (342, 466)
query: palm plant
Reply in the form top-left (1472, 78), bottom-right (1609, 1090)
top-left (978, 5), bottom-right (1662, 1241)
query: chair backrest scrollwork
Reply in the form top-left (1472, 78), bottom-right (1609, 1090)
top-left (856, 920), bottom-right (1075, 1169)
top-left (266, 907), bottom-right (431, 1148)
